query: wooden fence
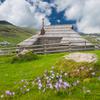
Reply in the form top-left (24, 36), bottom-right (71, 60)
top-left (0, 41), bottom-right (96, 55)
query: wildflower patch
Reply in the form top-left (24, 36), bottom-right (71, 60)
top-left (0, 66), bottom-right (97, 99)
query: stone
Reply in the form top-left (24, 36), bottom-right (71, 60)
top-left (64, 53), bottom-right (97, 63)
top-left (19, 49), bottom-right (31, 55)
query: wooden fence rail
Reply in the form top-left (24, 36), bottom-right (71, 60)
top-left (0, 42), bottom-right (97, 55)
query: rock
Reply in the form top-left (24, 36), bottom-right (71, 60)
top-left (19, 49), bottom-right (31, 55)
top-left (64, 53), bottom-right (97, 63)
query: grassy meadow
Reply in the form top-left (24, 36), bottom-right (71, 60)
top-left (0, 50), bottom-right (100, 100)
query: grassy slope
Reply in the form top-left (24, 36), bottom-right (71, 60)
top-left (81, 34), bottom-right (100, 45)
top-left (0, 24), bottom-right (36, 45)
top-left (0, 50), bottom-right (100, 100)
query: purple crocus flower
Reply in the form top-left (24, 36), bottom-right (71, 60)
top-left (49, 83), bottom-right (53, 89)
top-left (54, 82), bottom-right (59, 91)
top-left (63, 82), bottom-right (70, 89)
top-left (5, 90), bottom-right (11, 96)
top-left (38, 83), bottom-right (42, 90)
top-left (58, 83), bottom-right (62, 88)
top-left (47, 83), bottom-right (53, 89)
top-left (59, 79), bottom-right (63, 83)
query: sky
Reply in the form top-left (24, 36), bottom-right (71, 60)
top-left (0, 0), bottom-right (100, 33)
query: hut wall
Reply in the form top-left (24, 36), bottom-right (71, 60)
top-left (34, 37), bottom-right (62, 45)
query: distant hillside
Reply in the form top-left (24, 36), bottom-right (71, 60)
top-left (0, 20), bottom-right (13, 25)
top-left (81, 34), bottom-right (100, 45)
top-left (0, 21), bottom-right (36, 46)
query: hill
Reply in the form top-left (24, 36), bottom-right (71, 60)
top-left (0, 20), bottom-right (13, 25)
top-left (0, 21), bottom-right (36, 46)
top-left (81, 34), bottom-right (100, 47)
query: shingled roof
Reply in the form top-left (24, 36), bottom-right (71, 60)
top-left (18, 24), bottom-right (93, 47)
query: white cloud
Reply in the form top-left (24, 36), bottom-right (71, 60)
top-left (54, 0), bottom-right (83, 12)
top-left (36, 1), bottom-right (52, 16)
top-left (64, 4), bottom-right (83, 20)
top-left (1, 0), bottom-right (100, 33)
top-left (0, 0), bottom-right (51, 28)
top-left (29, 0), bottom-right (52, 16)
top-left (55, 0), bottom-right (100, 33)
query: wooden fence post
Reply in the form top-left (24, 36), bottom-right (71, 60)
top-left (69, 41), bottom-right (71, 52)
top-left (43, 44), bottom-right (46, 54)
top-left (85, 41), bottom-right (86, 50)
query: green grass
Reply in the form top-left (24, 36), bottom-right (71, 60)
top-left (0, 53), bottom-right (66, 88)
top-left (0, 24), bottom-right (36, 46)
top-left (0, 50), bottom-right (100, 100)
